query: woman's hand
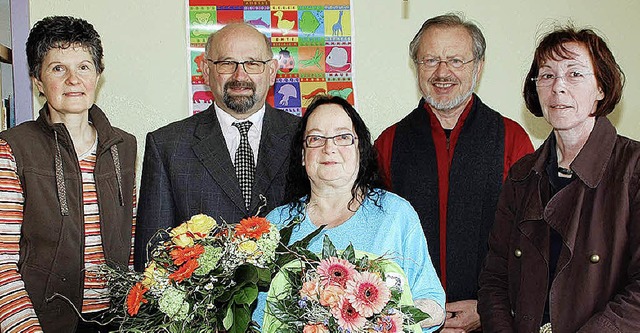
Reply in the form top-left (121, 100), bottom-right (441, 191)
top-left (414, 298), bottom-right (445, 328)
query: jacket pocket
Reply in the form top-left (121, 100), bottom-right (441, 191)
top-left (20, 262), bottom-right (65, 312)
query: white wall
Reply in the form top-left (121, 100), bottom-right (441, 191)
top-left (1, 0), bottom-right (13, 101)
top-left (0, 0), bottom-right (10, 47)
top-left (29, 0), bottom-right (640, 170)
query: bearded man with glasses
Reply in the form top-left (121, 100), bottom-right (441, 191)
top-left (374, 13), bottom-right (534, 332)
top-left (134, 23), bottom-right (299, 271)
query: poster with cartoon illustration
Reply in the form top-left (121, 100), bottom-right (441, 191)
top-left (188, 0), bottom-right (354, 116)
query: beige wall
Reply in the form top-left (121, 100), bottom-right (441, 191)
top-left (30, 0), bottom-right (640, 170)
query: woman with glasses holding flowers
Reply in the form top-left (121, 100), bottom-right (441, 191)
top-left (478, 26), bottom-right (640, 332)
top-left (253, 95), bottom-right (446, 332)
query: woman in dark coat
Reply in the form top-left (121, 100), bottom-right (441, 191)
top-left (478, 26), bottom-right (640, 333)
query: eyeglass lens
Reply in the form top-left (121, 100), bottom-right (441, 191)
top-left (305, 134), bottom-right (355, 147)
top-left (534, 72), bottom-right (593, 87)
top-left (212, 60), bottom-right (267, 74)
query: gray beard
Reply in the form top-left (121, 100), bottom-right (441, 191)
top-left (223, 93), bottom-right (257, 114)
top-left (425, 66), bottom-right (479, 112)
top-left (222, 80), bottom-right (258, 114)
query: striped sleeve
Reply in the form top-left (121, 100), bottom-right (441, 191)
top-left (0, 139), bottom-right (43, 332)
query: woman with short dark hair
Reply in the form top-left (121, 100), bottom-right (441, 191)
top-left (0, 16), bottom-right (136, 333)
top-left (478, 26), bottom-right (640, 332)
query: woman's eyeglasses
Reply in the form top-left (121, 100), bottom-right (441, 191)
top-left (531, 71), bottom-right (595, 87)
top-left (304, 133), bottom-right (357, 148)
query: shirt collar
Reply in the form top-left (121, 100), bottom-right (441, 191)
top-left (214, 103), bottom-right (266, 128)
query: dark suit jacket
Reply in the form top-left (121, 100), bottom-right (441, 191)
top-left (134, 104), bottom-right (299, 270)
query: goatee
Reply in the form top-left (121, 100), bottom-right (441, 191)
top-left (223, 80), bottom-right (257, 114)
top-left (425, 65), bottom-right (479, 112)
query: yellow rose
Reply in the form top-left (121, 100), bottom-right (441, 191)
top-left (141, 262), bottom-right (157, 288)
top-left (172, 233), bottom-right (194, 248)
top-left (237, 240), bottom-right (258, 255)
top-left (170, 223), bottom-right (189, 238)
top-left (186, 214), bottom-right (217, 239)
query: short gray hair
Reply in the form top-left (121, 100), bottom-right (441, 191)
top-left (409, 13), bottom-right (486, 63)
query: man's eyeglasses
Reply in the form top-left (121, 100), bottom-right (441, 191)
top-left (206, 59), bottom-right (271, 74)
top-left (531, 71), bottom-right (595, 87)
top-left (304, 133), bottom-right (357, 148)
top-left (415, 58), bottom-right (475, 69)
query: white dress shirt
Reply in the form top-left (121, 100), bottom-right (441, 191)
top-left (214, 103), bottom-right (265, 166)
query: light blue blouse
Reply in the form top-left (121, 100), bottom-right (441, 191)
top-left (253, 189), bottom-right (445, 332)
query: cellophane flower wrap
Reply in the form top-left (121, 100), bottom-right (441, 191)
top-left (101, 213), bottom-right (280, 333)
top-left (263, 235), bottom-right (430, 333)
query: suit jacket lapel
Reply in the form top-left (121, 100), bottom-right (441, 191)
top-left (191, 106), bottom-right (246, 212)
top-left (251, 105), bottom-right (291, 213)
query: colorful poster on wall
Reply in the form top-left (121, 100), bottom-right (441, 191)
top-left (188, 0), bottom-right (354, 116)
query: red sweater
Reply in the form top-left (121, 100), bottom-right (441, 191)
top-left (374, 97), bottom-right (534, 290)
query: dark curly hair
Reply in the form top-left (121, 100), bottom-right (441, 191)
top-left (283, 95), bottom-right (382, 217)
top-left (26, 16), bottom-right (104, 80)
top-left (523, 26), bottom-right (625, 117)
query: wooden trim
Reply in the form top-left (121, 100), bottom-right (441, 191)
top-left (0, 44), bottom-right (11, 64)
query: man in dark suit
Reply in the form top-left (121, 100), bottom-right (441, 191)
top-left (134, 23), bottom-right (299, 270)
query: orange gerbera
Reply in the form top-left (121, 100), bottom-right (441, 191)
top-left (170, 244), bottom-right (205, 266)
top-left (235, 217), bottom-right (271, 239)
top-left (126, 282), bottom-right (149, 316)
top-left (168, 258), bottom-right (199, 283)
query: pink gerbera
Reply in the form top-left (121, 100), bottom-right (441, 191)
top-left (331, 297), bottom-right (366, 332)
top-left (376, 313), bottom-right (403, 333)
top-left (345, 271), bottom-right (391, 317)
top-left (317, 257), bottom-right (357, 287)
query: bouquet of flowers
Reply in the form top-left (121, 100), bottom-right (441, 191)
top-left (102, 213), bottom-right (281, 333)
top-left (263, 236), bottom-right (430, 333)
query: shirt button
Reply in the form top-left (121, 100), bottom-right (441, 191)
top-left (514, 249), bottom-right (522, 258)
top-left (590, 254), bottom-right (600, 263)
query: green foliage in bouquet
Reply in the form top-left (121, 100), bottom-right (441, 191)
top-left (98, 207), bottom-right (325, 333)
top-left (264, 236), bottom-right (430, 333)
top-left (100, 213), bottom-right (284, 333)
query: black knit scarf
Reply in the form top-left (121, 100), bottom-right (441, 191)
top-left (391, 95), bottom-right (504, 301)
